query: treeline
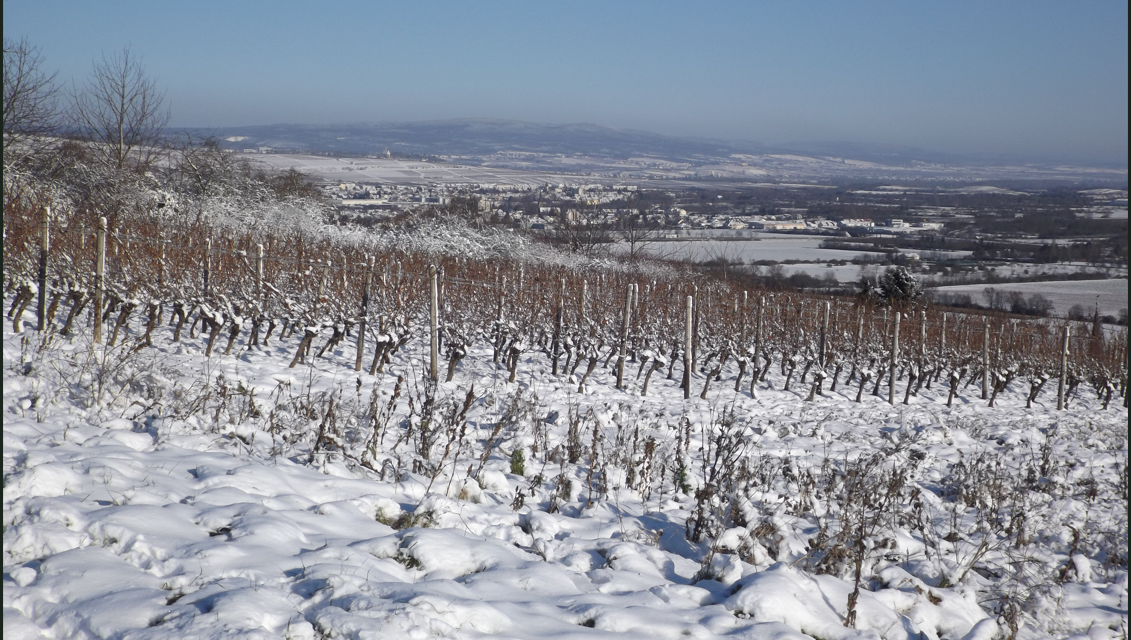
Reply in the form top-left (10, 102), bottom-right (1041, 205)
top-left (971, 237), bottom-right (1127, 265)
top-left (973, 210), bottom-right (1127, 240)
top-left (931, 289), bottom-right (1127, 325)
top-left (931, 291), bottom-right (1055, 318)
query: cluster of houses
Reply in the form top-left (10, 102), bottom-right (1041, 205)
top-left (324, 181), bottom-right (948, 237)
top-left (703, 216), bottom-right (945, 234)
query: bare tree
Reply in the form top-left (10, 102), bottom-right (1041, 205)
top-left (68, 47), bottom-right (168, 172)
top-left (539, 206), bottom-right (612, 259)
top-left (269, 167), bottom-right (320, 198)
top-left (983, 287), bottom-right (1005, 312)
top-left (3, 38), bottom-right (59, 166)
top-left (165, 133), bottom-right (254, 197)
top-left (614, 209), bottom-right (663, 262)
top-left (701, 243), bottom-right (745, 280)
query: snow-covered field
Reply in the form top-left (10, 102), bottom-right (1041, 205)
top-left (3, 309), bottom-right (1127, 639)
top-left (972, 265), bottom-right (1128, 282)
top-left (239, 147), bottom-right (1131, 187)
top-left (931, 279), bottom-right (1128, 318)
top-left (244, 154), bottom-right (586, 188)
top-left (782, 263), bottom-right (875, 283)
top-left (630, 236), bottom-right (865, 264)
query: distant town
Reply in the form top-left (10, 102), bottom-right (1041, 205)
top-left (320, 176), bottom-right (1125, 247)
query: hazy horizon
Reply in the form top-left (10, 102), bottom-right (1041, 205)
top-left (6, 1), bottom-right (1128, 165)
top-left (181, 117), bottom-right (1130, 168)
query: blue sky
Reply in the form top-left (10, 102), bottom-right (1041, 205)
top-left (5, 1), bottom-right (1127, 164)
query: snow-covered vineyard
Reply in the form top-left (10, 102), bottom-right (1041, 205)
top-left (3, 171), bottom-right (1128, 639)
top-left (3, 297), bottom-right (1127, 640)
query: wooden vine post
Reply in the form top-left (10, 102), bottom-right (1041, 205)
top-left (317, 260), bottom-right (330, 309)
top-left (629, 283), bottom-right (638, 360)
top-left (740, 290), bottom-right (748, 346)
top-left (919, 310), bottom-right (927, 363)
top-left (579, 280), bottom-right (588, 326)
top-left (982, 317), bottom-right (990, 400)
top-left (889, 311), bottom-right (900, 405)
top-left (438, 264), bottom-right (445, 313)
top-left (691, 286), bottom-right (699, 373)
top-left (552, 277), bottom-right (565, 375)
top-left (157, 234), bottom-right (167, 292)
top-left (356, 256), bottom-right (372, 372)
top-left (917, 309), bottom-right (927, 393)
top-left (37, 207), bottom-right (49, 331)
top-left (1125, 336), bottom-right (1129, 410)
top-left (429, 265), bottom-right (439, 382)
top-left (203, 236), bottom-right (212, 298)
top-left (92, 217), bottom-right (107, 343)
top-left (876, 310), bottom-right (891, 397)
top-left (684, 295), bottom-right (693, 400)
top-left (255, 244), bottom-right (264, 304)
top-left (819, 301), bottom-right (830, 368)
top-left (751, 295), bottom-right (764, 392)
top-left (1057, 325), bottom-right (1070, 410)
top-left (938, 312), bottom-right (947, 370)
top-left (854, 306), bottom-right (864, 373)
top-left (493, 276), bottom-right (506, 363)
top-left (616, 283), bottom-right (632, 389)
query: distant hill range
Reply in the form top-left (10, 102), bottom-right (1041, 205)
top-left (194, 119), bottom-right (963, 165)
top-left (211, 119), bottom-right (735, 160)
top-left (185, 119), bottom-right (1127, 184)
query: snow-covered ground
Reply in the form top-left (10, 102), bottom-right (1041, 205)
top-left (244, 154), bottom-right (585, 188)
top-left (972, 265), bottom-right (1128, 282)
top-left (931, 279), bottom-right (1128, 318)
top-left (240, 150), bottom-right (1130, 187)
top-left (4, 308), bottom-right (1127, 639)
top-left (627, 236), bottom-right (865, 264)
